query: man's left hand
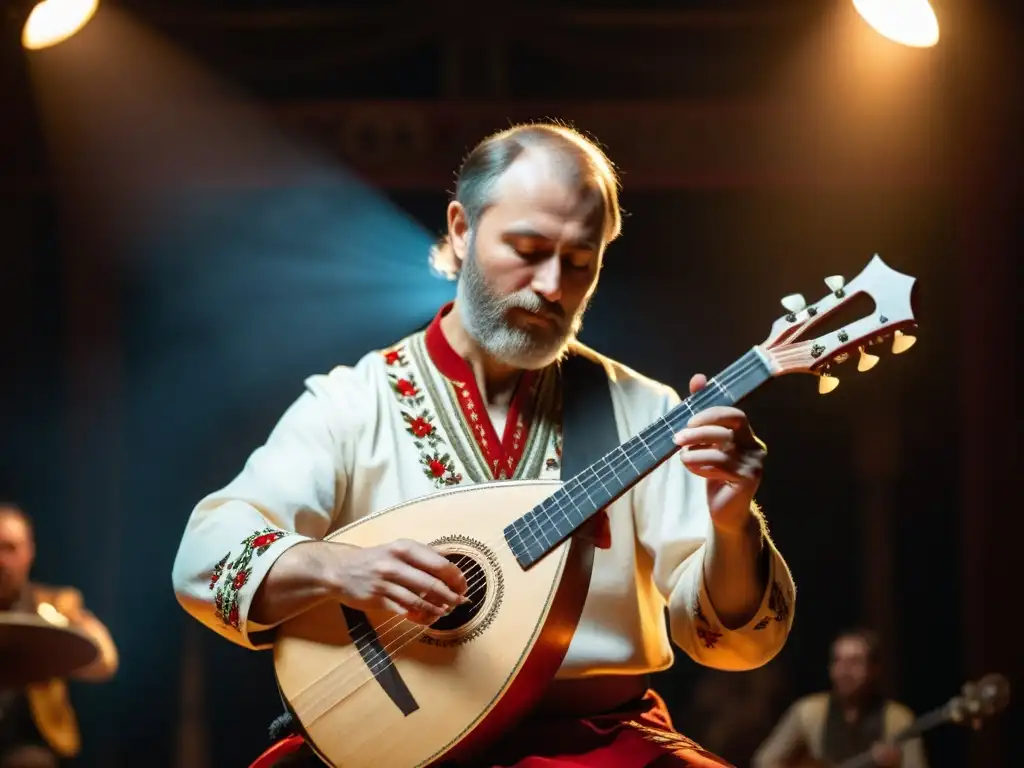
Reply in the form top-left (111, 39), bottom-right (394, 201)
top-left (672, 373), bottom-right (766, 534)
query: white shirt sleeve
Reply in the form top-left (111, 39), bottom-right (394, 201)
top-left (170, 367), bottom-right (367, 650)
top-left (632, 383), bottom-right (796, 670)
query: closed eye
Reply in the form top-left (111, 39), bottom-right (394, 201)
top-left (506, 237), bottom-right (594, 271)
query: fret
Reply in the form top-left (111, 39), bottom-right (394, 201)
top-left (505, 347), bottom-right (774, 568)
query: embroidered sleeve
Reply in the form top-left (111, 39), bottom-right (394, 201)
top-left (209, 528), bottom-right (295, 631)
top-left (667, 534), bottom-right (795, 670)
top-left (632, 384), bottom-right (796, 671)
top-left (172, 367), bottom-right (368, 650)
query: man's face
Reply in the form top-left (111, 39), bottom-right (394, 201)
top-left (452, 151), bottom-right (606, 370)
top-left (0, 511), bottom-right (33, 602)
top-left (829, 635), bottom-right (876, 700)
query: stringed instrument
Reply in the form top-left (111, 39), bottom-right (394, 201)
top-left (790, 673), bottom-right (1011, 768)
top-left (273, 254), bottom-right (921, 767)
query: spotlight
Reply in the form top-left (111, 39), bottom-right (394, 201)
top-left (9, 0), bottom-right (99, 51)
top-left (853, 0), bottom-right (940, 48)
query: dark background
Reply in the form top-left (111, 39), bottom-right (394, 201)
top-left (0, 1), bottom-right (1019, 766)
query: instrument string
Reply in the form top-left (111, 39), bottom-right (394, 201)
top-left (293, 358), bottom-right (767, 730)
top-left (335, 353), bottom-right (763, 660)
top-left (336, 354), bottom-right (763, 657)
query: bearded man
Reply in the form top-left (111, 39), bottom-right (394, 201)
top-left (171, 122), bottom-right (796, 767)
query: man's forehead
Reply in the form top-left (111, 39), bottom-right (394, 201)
top-left (490, 151), bottom-right (607, 235)
top-left (0, 511), bottom-right (30, 535)
top-left (834, 637), bottom-right (868, 655)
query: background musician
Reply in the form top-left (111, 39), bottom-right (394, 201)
top-left (752, 629), bottom-right (928, 768)
top-left (0, 502), bottom-right (119, 768)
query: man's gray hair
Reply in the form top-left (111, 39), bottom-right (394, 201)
top-left (429, 122), bottom-right (623, 280)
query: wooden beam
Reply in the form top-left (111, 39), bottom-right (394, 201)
top-left (270, 100), bottom-right (949, 190)
top-left (1, 99), bottom-right (949, 194)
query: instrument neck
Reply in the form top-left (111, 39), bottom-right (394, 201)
top-left (505, 347), bottom-right (773, 569)
top-left (837, 704), bottom-right (949, 768)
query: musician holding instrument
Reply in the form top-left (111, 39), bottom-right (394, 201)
top-left (0, 502), bottom-right (119, 768)
top-left (172, 122), bottom-right (798, 767)
top-left (752, 629), bottom-right (928, 768)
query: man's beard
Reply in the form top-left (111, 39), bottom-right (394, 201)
top-left (456, 240), bottom-right (588, 370)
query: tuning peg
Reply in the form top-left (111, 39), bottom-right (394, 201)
top-left (824, 275), bottom-right (845, 293)
top-left (857, 346), bottom-right (880, 372)
top-left (781, 294), bottom-right (806, 313)
top-left (892, 330), bottom-right (917, 354)
top-left (818, 373), bottom-right (840, 394)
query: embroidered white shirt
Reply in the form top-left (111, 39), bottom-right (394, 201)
top-left (172, 306), bottom-right (796, 676)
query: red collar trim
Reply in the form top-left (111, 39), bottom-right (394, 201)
top-left (424, 301), bottom-right (475, 384)
top-left (422, 301), bottom-right (540, 480)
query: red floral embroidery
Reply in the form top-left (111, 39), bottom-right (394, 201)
top-left (697, 626), bottom-right (723, 649)
top-left (389, 371), bottom-right (428, 409)
top-left (694, 597), bottom-right (722, 649)
top-left (384, 342), bottom-right (465, 490)
top-left (421, 451), bottom-right (463, 487)
top-left (383, 347), bottom-right (408, 367)
top-left (403, 411), bottom-right (438, 442)
top-left (212, 527), bottom-right (291, 631)
top-left (252, 532), bottom-right (282, 550)
top-left (209, 553), bottom-right (228, 590)
top-left (768, 581), bottom-right (790, 623)
top-left (752, 579), bottom-right (792, 630)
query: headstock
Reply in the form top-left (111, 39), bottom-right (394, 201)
top-left (945, 673), bottom-right (1011, 730)
top-left (759, 254), bottom-right (919, 394)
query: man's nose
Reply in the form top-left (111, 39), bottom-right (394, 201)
top-left (530, 254), bottom-right (562, 303)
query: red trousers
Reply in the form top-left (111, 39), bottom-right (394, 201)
top-left (251, 690), bottom-right (734, 768)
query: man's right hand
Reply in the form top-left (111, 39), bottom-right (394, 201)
top-left (249, 537), bottom-right (469, 628)
top-left (330, 539), bottom-right (469, 625)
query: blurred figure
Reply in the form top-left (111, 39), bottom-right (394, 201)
top-left (752, 629), bottom-right (927, 768)
top-left (0, 502), bottom-right (119, 768)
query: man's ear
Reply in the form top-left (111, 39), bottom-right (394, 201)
top-left (447, 201), bottom-right (470, 265)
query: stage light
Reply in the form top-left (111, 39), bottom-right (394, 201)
top-left (21, 0), bottom-right (98, 50)
top-left (853, 0), bottom-right (940, 47)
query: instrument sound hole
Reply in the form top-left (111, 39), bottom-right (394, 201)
top-left (430, 553), bottom-right (486, 631)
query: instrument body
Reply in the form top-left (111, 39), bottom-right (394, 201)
top-left (273, 255), bottom-right (923, 767)
top-left (274, 480), bottom-right (594, 767)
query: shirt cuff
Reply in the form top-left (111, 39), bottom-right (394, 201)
top-left (671, 535), bottom-right (795, 670)
top-left (208, 527), bottom-right (312, 648)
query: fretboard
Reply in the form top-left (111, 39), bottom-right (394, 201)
top-left (504, 347), bottom-right (773, 569)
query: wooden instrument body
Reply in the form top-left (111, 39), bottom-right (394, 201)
top-left (273, 479), bottom-right (595, 768)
